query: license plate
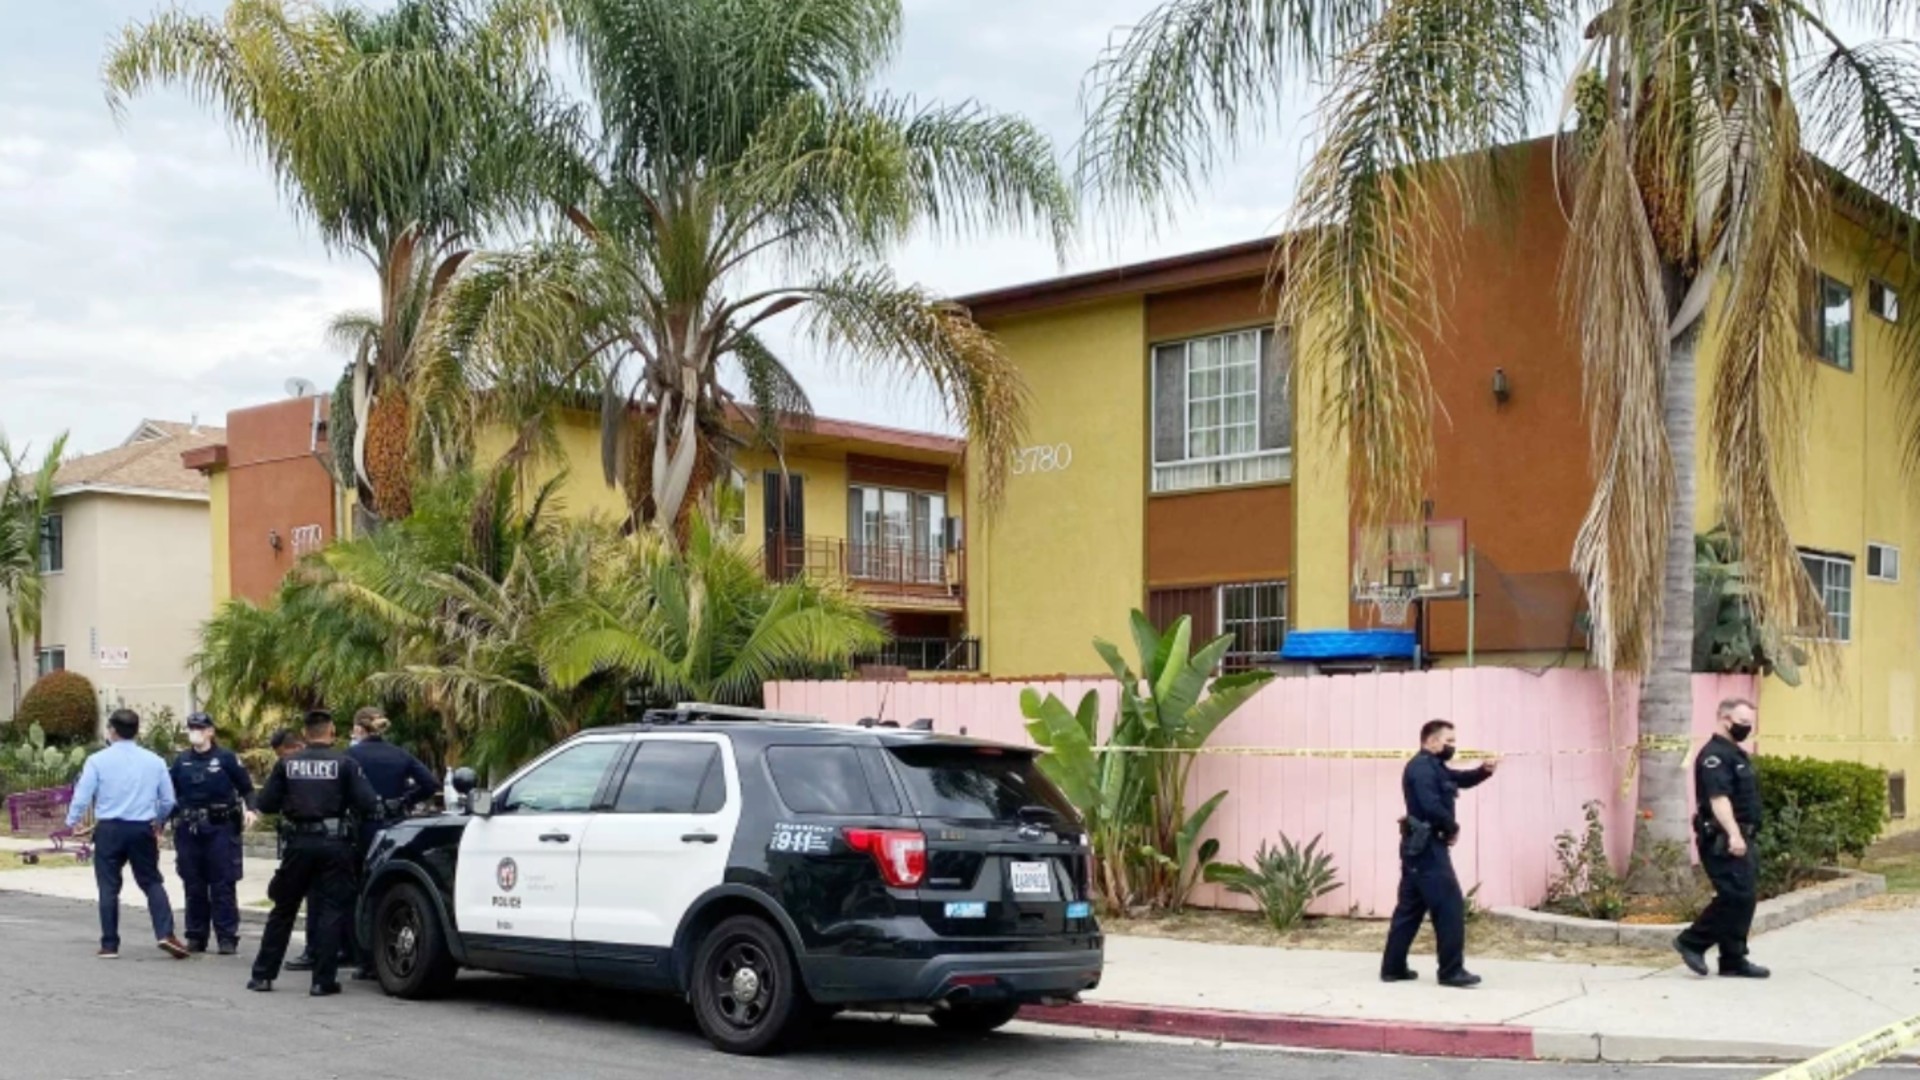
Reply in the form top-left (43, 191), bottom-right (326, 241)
top-left (945, 901), bottom-right (987, 919)
top-left (1009, 861), bottom-right (1053, 895)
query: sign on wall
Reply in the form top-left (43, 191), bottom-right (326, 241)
top-left (98, 647), bottom-right (130, 670)
top-left (1009, 443), bottom-right (1073, 476)
top-left (291, 524), bottom-right (325, 555)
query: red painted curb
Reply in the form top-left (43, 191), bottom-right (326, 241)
top-left (1038, 1001), bottom-right (1537, 1060)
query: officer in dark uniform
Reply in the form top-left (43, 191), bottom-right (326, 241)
top-left (1675, 698), bottom-right (1769, 979)
top-left (1381, 719), bottom-right (1500, 988)
top-left (248, 709), bottom-right (378, 996)
top-left (169, 712), bottom-right (257, 955)
top-left (343, 706), bottom-right (436, 979)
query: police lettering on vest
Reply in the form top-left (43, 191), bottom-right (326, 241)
top-left (286, 759), bottom-right (341, 781)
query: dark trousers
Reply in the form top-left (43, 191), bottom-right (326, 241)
top-left (297, 831), bottom-right (368, 964)
top-left (92, 819), bottom-right (175, 951)
top-left (1678, 844), bottom-right (1758, 964)
top-left (252, 839), bottom-right (356, 987)
top-left (175, 821), bottom-right (240, 946)
top-left (1382, 843), bottom-right (1468, 980)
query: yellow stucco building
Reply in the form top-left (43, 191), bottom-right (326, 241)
top-left (954, 139), bottom-right (1918, 812)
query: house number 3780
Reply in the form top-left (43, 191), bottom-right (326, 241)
top-left (1010, 443), bottom-right (1072, 475)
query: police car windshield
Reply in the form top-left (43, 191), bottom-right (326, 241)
top-left (886, 746), bottom-right (1076, 824)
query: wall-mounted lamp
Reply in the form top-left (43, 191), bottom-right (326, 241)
top-left (1492, 367), bottom-right (1512, 404)
top-left (268, 529), bottom-right (282, 551)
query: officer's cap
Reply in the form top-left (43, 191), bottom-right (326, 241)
top-left (185, 711), bottom-right (214, 730)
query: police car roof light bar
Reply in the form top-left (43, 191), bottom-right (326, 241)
top-left (665, 702), bottom-right (831, 725)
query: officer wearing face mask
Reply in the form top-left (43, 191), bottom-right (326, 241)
top-left (1381, 719), bottom-right (1500, 989)
top-left (169, 712), bottom-right (258, 954)
top-left (1674, 698), bottom-right (1769, 979)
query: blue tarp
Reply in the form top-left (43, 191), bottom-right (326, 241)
top-left (1279, 629), bottom-right (1419, 661)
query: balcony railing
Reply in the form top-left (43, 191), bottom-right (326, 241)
top-left (765, 535), bottom-right (963, 597)
top-left (857, 636), bottom-right (982, 673)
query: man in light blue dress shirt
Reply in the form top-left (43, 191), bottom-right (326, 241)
top-left (65, 709), bottom-right (191, 959)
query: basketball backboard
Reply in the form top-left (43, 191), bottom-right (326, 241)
top-left (1352, 519), bottom-right (1468, 600)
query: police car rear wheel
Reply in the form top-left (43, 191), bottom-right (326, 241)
top-left (931, 1002), bottom-right (1022, 1033)
top-left (691, 916), bottom-right (803, 1055)
top-left (375, 884), bottom-right (457, 1000)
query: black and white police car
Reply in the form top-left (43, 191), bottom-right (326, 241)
top-left (354, 704), bottom-right (1103, 1054)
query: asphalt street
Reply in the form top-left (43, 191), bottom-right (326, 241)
top-left (0, 891), bottom-right (1909, 1080)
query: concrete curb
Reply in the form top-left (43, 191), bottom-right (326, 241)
top-left (1490, 868), bottom-right (1885, 949)
top-left (1038, 1001), bottom-right (1536, 1060)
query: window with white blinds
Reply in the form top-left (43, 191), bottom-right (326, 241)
top-left (1151, 327), bottom-right (1292, 493)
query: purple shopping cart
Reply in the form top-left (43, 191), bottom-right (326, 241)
top-left (4, 785), bottom-right (92, 864)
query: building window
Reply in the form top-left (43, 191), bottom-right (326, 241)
top-left (1219, 581), bottom-right (1288, 672)
top-left (1152, 327), bottom-right (1292, 493)
top-left (38, 514), bottom-right (62, 573)
top-left (1869, 543), bottom-right (1900, 583)
top-left (716, 468), bottom-right (747, 536)
top-left (36, 647), bottom-right (65, 678)
top-left (848, 485), bottom-right (947, 583)
top-left (1799, 550), bottom-right (1854, 642)
top-left (1870, 280), bottom-right (1901, 323)
top-left (1815, 274), bottom-right (1854, 371)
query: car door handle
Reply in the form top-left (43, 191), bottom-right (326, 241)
top-left (539, 832), bottom-right (572, 844)
top-left (681, 832), bottom-right (719, 844)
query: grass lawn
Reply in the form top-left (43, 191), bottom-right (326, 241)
top-left (1861, 853), bottom-right (1920, 893)
top-left (0, 850), bottom-right (64, 872)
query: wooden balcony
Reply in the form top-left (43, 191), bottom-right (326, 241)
top-left (764, 535), bottom-right (964, 611)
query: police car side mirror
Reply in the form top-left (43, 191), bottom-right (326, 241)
top-left (468, 789), bottom-right (495, 818)
top-left (451, 767), bottom-right (479, 795)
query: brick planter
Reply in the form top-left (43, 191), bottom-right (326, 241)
top-left (1490, 869), bottom-right (1885, 949)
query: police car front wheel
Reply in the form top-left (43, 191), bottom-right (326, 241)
top-left (690, 915), bottom-right (805, 1055)
top-left (374, 883), bottom-right (458, 1000)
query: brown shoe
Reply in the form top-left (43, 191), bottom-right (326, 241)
top-left (96, 948), bottom-right (119, 960)
top-left (158, 936), bottom-right (191, 959)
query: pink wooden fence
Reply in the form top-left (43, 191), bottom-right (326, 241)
top-left (765, 670), bottom-right (1755, 916)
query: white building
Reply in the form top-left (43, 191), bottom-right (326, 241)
top-left (0, 420), bottom-right (220, 725)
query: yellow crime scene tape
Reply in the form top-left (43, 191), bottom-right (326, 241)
top-left (1759, 1013), bottom-right (1920, 1080)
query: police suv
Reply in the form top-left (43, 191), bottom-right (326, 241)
top-left (355, 704), bottom-right (1104, 1054)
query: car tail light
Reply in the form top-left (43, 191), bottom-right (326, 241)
top-left (844, 828), bottom-right (927, 887)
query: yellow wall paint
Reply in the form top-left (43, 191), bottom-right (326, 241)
top-left (736, 448), bottom-right (852, 547)
top-left (473, 411), bottom-right (631, 523)
top-left (1292, 321), bottom-right (1353, 631)
top-left (1724, 216), bottom-right (1920, 783)
top-left (208, 469), bottom-right (231, 608)
top-left (968, 299), bottom-right (1147, 676)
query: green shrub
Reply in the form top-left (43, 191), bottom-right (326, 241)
top-left (1204, 833), bottom-right (1341, 932)
top-left (1755, 756), bottom-right (1888, 898)
top-left (1546, 800), bottom-right (1628, 920)
top-left (16, 671), bottom-right (100, 744)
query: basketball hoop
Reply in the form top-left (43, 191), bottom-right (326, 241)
top-left (1361, 585), bottom-right (1418, 627)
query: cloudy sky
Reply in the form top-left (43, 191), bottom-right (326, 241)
top-left (0, 0), bottom-right (1321, 458)
top-left (0, 3), bottom-right (1872, 459)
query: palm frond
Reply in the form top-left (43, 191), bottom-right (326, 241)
top-left (798, 266), bottom-right (1027, 506)
top-left (1280, 0), bottom-right (1564, 527)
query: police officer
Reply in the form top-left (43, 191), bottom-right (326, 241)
top-left (342, 706), bottom-right (436, 979)
top-left (248, 709), bottom-right (378, 996)
top-left (1381, 719), bottom-right (1500, 988)
top-left (1675, 698), bottom-right (1769, 979)
top-left (169, 712), bottom-right (258, 955)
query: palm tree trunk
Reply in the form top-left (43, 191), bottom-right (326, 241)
top-left (8, 615), bottom-right (21, 715)
top-left (1636, 320), bottom-right (1701, 878)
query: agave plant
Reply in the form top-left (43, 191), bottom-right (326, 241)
top-left (1024, 611), bottom-right (1272, 913)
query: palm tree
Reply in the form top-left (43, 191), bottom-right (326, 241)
top-left (1081, 2), bottom-right (1920, 859)
top-left (537, 513), bottom-right (886, 705)
top-left (106, 0), bottom-right (580, 522)
top-left (435, 0), bottom-right (1074, 530)
top-left (0, 431), bottom-right (69, 715)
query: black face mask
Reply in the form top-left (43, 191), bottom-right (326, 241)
top-left (1729, 722), bottom-right (1754, 743)
top-left (1436, 745), bottom-right (1457, 763)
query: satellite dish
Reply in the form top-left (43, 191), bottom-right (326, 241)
top-left (285, 377), bottom-right (317, 399)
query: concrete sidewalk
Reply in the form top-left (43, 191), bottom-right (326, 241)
top-left (4, 833), bottom-right (1915, 1064)
top-left (1061, 901), bottom-right (1920, 1063)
